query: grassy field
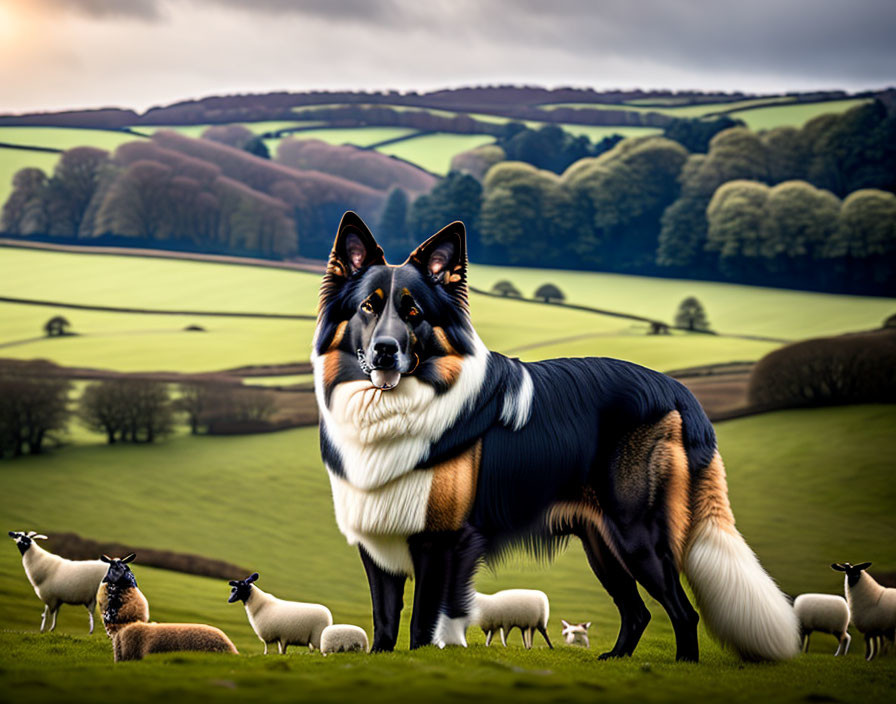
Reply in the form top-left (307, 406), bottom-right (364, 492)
top-left (0, 404), bottom-right (893, 702)
top-left (537, 97), bottom-right (798, 117)
top-left (373, 133), bottom-right (499, 174)
top-left (556, 124), bottom-right (663, 141)
top-left (727, 99), bottom-right (872, 130)
top-left (0, 126), bottom-right (144, 152)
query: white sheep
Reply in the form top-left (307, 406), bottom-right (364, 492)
top-left (320, 624), bottom-right (369, 655)
top-left (8, 530), bottom-right (107, 634)
top-left (561, 619), bottom-right (592, 648)
top-left (99, 554), bottom-right (238, 662)
top-left (473, 589), bottom-right (553, 649)
top-left (792, 594), bottom-right (851, 656)
top-left (832, 562), bottom-right (896, 661)
top-left (228, 572), bottom-right (332, 653)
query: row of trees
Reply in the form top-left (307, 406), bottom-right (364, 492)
top-left (0, 374), bottom-right (279, 459)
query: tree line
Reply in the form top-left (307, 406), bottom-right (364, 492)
top-left (0, 370), bottom-right (279, 459)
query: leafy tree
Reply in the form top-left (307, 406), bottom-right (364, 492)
top-left (244, 136), bottom-right (270, 159)
top-left (491, 280), bottom-right (521, 297)
top-left (378, 187), bottom-right (410, 253)
top-left (1, 168), bottom-right (49, 234)
top-left (408, 171), bottom-right (483, 255)
top-left (705, 180), bottom-right (770, 277)
top-left (825, 189), bottom-right (896, 287)
top-left (201, 124), bottom-right (254, 148)
top-left (674, 296), bottom-right (711, 332)
top-left (43, 316), bottom-right (71, 337)
top-left (450, 144), bottom-right (506, 181)
top-left (534, 283), bottom-right (565, 303)
top-left (663, 115), bottom-right (744, 153)
top-left (47, 147), bottom-right (111, 236)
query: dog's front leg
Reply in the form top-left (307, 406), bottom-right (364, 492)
top-left (408, 532), bottom-right (453, 649)
top-left (359, 544), bottom-right (407, 652)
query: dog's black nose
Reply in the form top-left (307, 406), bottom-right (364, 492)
top-left (372, 337), bottom-right (399, 368)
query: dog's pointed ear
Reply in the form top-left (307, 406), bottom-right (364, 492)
top-left (407, 221), bottom-right (468, 307)
top-left (228, 580), bottom-right (239, 587)
top-left (319, 212), bottom-right (386, 311)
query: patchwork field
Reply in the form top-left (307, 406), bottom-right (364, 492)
top-left (0, 404), bottom-right (893, 702)
top-left (373, 133), bottom-right (499, 174)
top-left (727, 98), bottom-right (872, 130)
top-left (537, 96), bottom-right (798, 117)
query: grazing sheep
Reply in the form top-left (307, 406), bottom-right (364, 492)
top-left (8, 530), bottom-right (107, 634)
top-left (561, 619), bottom-right (592, 648)
top-left (228, 572), bottom-right (332, 653)
top-left (793, 594), bottom-right (851, 656)
top-left (473, 589), bottom-right (552, 649)
top-left (832, 562), bottom-right (896, 661)
top-left (98, 554), bottom-right (237, 662)
top-left (320, 624), bottom-right (369, 655)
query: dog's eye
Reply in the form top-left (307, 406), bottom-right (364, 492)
top-left (360, 300), bottom-right (375, 315)
top-left (407, 306), bottom-right (420, 320)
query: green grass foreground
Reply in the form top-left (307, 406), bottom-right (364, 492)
top-left (0, 405), bottom-right (894, 702)
top-left (1, 629), bottom-right (893, 704)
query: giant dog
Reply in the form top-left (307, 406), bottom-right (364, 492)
top-left (312, 212), bottom-right (799, 662)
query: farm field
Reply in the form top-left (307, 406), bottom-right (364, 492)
top-left (0, 404), bottom-right (893, 702)
top-left (556, 124), bottom-right (662, 141)
top-left (373, 133), bottom-right (499, 174)
top-left (0, 126), bottom-right (144, 151)
top-left (727, 98), bottom-right (872, 130)
top-left (537, 96), bottom-right (798, 117)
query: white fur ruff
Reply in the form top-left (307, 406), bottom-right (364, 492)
top-left (499, 366), bottom-right (533, 431)
top-left (685, 521), bottom-right (800, 661)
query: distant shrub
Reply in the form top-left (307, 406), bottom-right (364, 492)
top-left (183, 325), bottom-right (206, 332)
top-left (748, 328), bottom-right (896, 409)
top-left (534, 283), bottom-right (565, 303)
top-left (675, 296), bottom-right (711, 332)
top-left (492, 280), bottom-right (521, 297)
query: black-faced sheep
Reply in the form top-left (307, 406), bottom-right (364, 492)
top-left (473, 589), bottom-right (553, 649)
top-left (832, 562), bottom-right (896, 661)
top-left (320, 624), bottom-right (369, 655)
top-left (561, 619), bottom-right (592, 648)
top-left (228, 572), bottom-right (332, 653)
top-left (98, 554), bottom-right (238, 662)
top-left (792, 594), bottom-right (851, 655)
top-left (8, 530), bottom-right (107, 634)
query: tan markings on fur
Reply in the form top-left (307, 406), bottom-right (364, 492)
top-left (113, 622), bottom-right (238, 662)
top-left (374, 288), bottom-right (385, 299)
top-left (425, 440), bottom-right (482, 531)
top-left (613, 411), bottom-right (692, 567)
top-left (546, 499), bottom-right (628, 569)
top-left (328, 320), bottom-right (348, 351)
top-left (689, 451), bottom-right (735, 532)
top-left (432, 354), bottom-right (464, 386)
top-left (97, 583), bottom-right (150, 638)
top-left (322, 350), bottom-right (341, 389)
top-left (431, 327), bottom-right (457, 355)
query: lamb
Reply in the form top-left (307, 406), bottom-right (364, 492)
top-left (228, 572), bottom-right (332, 653)
top-left (8, 530), bottom-right (107, 634)
top-left (98, 554), bottom-right (238, 662)
top-left (792, 594), bottom-right (851, 656)
top-left (561, 619), bottom-right (592, 648)
top-left (320, 624), bottom-right (369, 655)
top-left (832, 561), bottom-right (896, 661)
top-left (473, 589), bottom-right (553, 649)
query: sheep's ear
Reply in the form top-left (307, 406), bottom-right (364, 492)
top-left (101, 554), bottom-right (112, 563)
top-left (854, 562), bottom-right (872, 571)
top-left (228, 581), bottom-right (239, 587)
top-left (584, 622), bottom-right (592, 629)
top-left (33, 534), bottom-right (48, 540)
top-left (831, 563), bottom-right (846, 572)
top-left (8, 531), bottom-right (16, 538)
top-left (561, 619), bottom-right (570, 628)
top-left (248, 572), bottom-right (259, 583)
top-left (122, 553), bottom-right (136, 564)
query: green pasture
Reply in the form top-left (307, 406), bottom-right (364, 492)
top-left (727, 98), bottom-right (872, 130)
top-left (373, 133), bottom-right (498, 174)
top-left (0, 404), bottom-right (893, 702)
top-left (133, 120), bottom-right (324, 140)
top-left (556, 124), bottom-right (662, 141)
top-left (242, 374), bottom-right (314, 387)
top-left (624, 96), bottom-right (796, 107)
top-left (0, 126), bottom-right (144, 152)
top-left (0, 148), bottom-right (63, 210)
top-left (470, 264), bottom-right (896, 340)
top-left (537, 97), bottom-right (795, 117)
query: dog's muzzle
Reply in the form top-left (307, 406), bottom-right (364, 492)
top-left (357, 349), bottom-right (401, 391)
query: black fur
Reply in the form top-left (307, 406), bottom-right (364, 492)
top-left (9, 532), bottom-right (32, 555)
top-left (100, 556), bottom-right (138, 626)
top-left (228, 573), bottom-right (259, 603)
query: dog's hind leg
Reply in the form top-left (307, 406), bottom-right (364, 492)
top-left (359, 545), bottom-right (407, 652)
top-left (578, 522), bottom-right (651, 659)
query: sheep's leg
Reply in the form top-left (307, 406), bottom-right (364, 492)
top-left (523, 628), bottom-right (533, 649)
top-left (865, 634), bottom-right (877, 661)
top-left (834, 632), bottom-right (850, 656)
top-left (86, 599), bottom-right (96, 634)
top-left (263, 642), bottom-right (269, 655)
top-left (359, 544), bottom-right (406, 653)
top-left (579, 523), bottom-right (651, 660)
top-left (499, 627), bottom-right (506, 647)
top-left (277, 641), bottom-right (284, 655)
top-left (408, 532), bottom-right (452, 650)
top-left (49, 607), bottom-right (59, 632)
top-left (802, 632), bottom-right (811, 653)
top-left (40, 605), bottom-right (49, 632)
top-left (485, 630), bottom-right (493, 647)
top-left (537, 624), bottom-right (554, 649)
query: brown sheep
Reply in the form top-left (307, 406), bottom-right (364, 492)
top-left (98, 554), bottom-right (237, 662)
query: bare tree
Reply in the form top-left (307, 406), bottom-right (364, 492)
top-left (0, 372), bottom-right (71, 457)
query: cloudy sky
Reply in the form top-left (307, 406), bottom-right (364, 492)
top-left (1, 0), bottom-right (894, 114)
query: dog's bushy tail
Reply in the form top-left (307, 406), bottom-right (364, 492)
top-left (682, 453), bottom-right (800, 661)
